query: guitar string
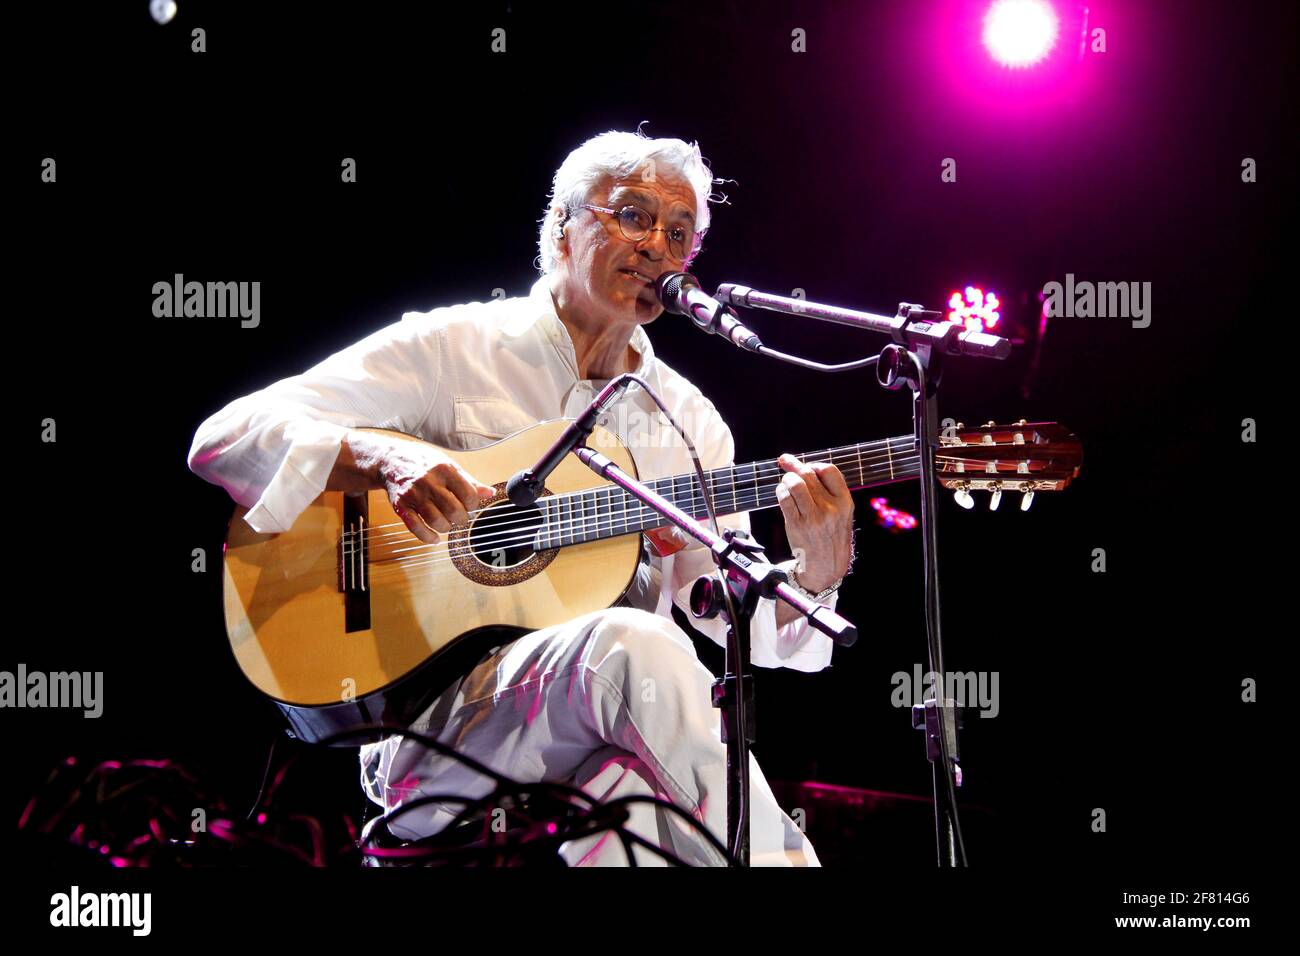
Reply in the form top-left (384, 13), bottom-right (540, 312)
top-left (352, 442), bottom-right (928, 564)
top-left (368, 454), bottom-right (924, 563)
top-left (341, 436), bottom-right (938, 541)
top-left (356, 461), bottom-right (937, 579)
top-left (348, 440), bottom-right (1022, 555)
top-left (370, 466), bottom-right (930, 581)
top-left (349, 449), bottom-right (1033, 578)
top-left (358, 463), bottom-right (922, 577)
top-left (352, 443), bottom-right (1036, 566)
top-left (359, 442), bottom-right (925, 554)
top-left (363, 449), bottom-right (1048, 584)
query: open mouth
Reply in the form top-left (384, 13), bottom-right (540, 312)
top-left (619, 268), bottom-right (654, 286)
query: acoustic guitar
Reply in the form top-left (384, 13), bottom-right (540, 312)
top-left (221, 418), bottom-right (1082, 743)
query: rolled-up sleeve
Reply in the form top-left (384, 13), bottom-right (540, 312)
top-left (187, 312), bottom-right (445, 533)
top-left (662, 404), bottom-right (836, 674)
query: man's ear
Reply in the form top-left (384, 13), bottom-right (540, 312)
top-left (551, 205), bottom-right (568, 241)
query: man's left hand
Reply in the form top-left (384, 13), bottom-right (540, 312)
top-left (775, 453), bottom-right (855, 591)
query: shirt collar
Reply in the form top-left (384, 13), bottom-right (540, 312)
top-left (508, 275), bottom-right (656, 381)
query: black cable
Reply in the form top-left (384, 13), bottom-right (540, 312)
top-left (243, 729), bottom-right (287, 822)
top-left (330, 722), bottom-right (735, 865)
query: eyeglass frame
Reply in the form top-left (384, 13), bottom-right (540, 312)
top-left (574, 202), bottom-right (704, 263)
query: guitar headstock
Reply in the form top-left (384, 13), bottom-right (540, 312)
top-left (936, 420), bottom-right (1082, 510)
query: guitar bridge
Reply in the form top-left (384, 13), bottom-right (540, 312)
top-left (340, 493), bottom-right (371, 633)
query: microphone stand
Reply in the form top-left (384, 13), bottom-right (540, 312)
top-left (571, 444), bottom-right (858, 866)
top-left (710, 285), bottom-right (1014, 866)
top-left (887, 340), bottom-right (967, 867)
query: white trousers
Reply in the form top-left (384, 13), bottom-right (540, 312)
top-left (359, 606), bottom-right (820, 867)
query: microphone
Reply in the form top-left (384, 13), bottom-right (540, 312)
top-left (655, 272), bottom-right (764, 353)
top-left (506, 376), bottom-right (630, 508)
top-left (715, 282), bottom-right (1011, 361)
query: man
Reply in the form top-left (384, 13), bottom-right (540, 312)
top-left (188, 130), bottom-right (856, 866)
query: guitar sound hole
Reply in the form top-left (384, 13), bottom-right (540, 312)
top-left (468, 500), bottom-right (545, 569)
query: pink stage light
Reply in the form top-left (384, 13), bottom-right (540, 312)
top-left (947, 286), bottom-right (1001, 330)
top-left (870, 497), bottom-right (917, 533)
top-left (982, 0), bottom-right (1060, 68)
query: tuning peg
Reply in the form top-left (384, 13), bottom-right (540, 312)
top-left (989, 484), bottom-right (1002, 510)
top-left (953, 483), bottom-right (974, 509)
top-left (1020, 489), bottom-right (1035, 511)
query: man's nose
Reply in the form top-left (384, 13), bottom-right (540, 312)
top-left (635, 228), bottom-right (669, 260)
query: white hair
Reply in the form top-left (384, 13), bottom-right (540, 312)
top-left (536, 128), bottom-right (722, 274)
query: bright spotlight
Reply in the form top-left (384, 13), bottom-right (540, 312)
top-left (947, 287), bottom-right (1001, 332)
top-left (982, 0), bottom-right (1060, 68)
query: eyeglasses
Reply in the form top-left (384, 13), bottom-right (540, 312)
top-left (577, 203), bottom-right (703, 263)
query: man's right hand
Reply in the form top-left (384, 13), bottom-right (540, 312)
top-left (329, 429), bottom-right (496, 545)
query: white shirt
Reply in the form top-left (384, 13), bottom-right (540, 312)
top-left (188, 276), bottom-right (835, 672)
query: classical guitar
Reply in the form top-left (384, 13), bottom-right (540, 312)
top-left (221, 419), bottom-right (1081, 743)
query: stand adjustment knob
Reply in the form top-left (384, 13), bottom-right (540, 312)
top-left (689, 574), bottom-right (726, 619)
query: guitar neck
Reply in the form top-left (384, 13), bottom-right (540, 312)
top-left (536, 435), bottom-right (919, 548)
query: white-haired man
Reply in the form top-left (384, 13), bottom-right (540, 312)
top-left (189, 130), bottom-right (855, 866)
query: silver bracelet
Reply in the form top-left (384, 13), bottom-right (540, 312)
top-left (782, 561), bottom-right (842, 601)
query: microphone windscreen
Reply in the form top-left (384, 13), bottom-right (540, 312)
top-left (655, 272), bottom-right (692, 311)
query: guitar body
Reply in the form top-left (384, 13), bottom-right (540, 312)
top-left (222, 420), bottom-right (642, 744)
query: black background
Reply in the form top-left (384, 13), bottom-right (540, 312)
top-left (7, 0), bottom-right (1288, 934)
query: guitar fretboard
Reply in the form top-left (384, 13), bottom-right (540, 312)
top-left (534, 435), bottom-right (919, 548)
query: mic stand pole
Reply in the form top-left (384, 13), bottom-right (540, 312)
top-left (571, 445), bottom-right (858, 866)
top-left (876, 336), bottom-right (967, 866)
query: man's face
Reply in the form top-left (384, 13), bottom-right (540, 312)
top-left (558, 172), bottom-right (699, 324)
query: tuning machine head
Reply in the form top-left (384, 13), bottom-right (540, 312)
top-left (953, 481), bottom-right (974, 509)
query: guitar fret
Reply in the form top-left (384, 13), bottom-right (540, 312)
top-left (653, 477), bottom-right (670, 529)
